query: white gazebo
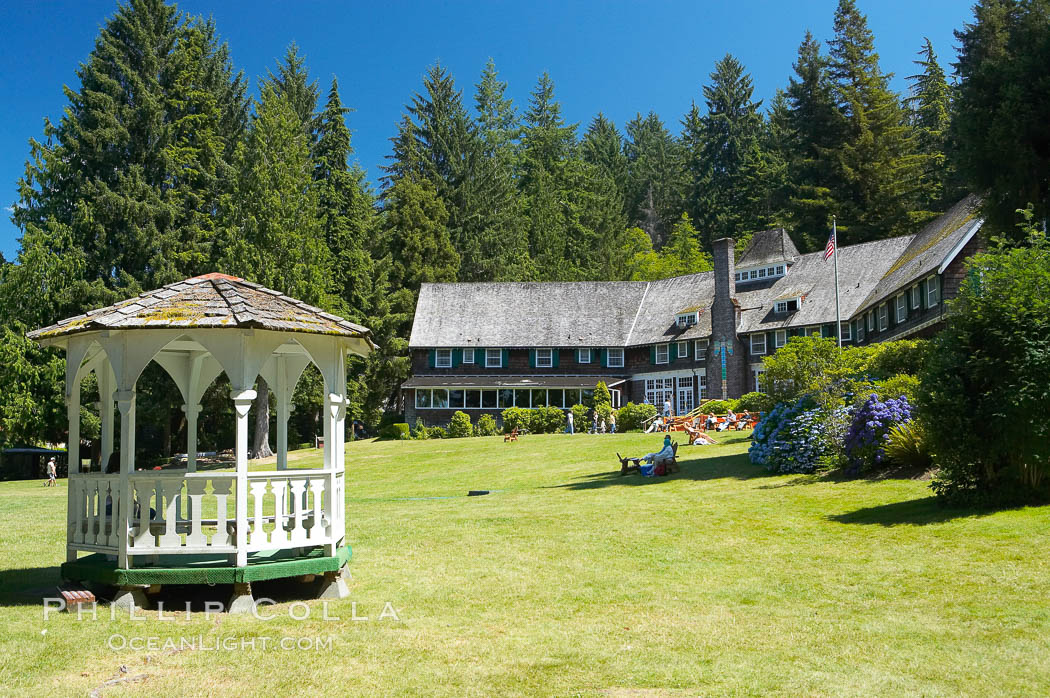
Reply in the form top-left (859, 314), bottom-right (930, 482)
top-left (29, 273), bottom-right (374, 611)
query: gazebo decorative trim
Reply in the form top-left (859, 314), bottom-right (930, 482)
top-left (29, 274), bottom-right (374, 611)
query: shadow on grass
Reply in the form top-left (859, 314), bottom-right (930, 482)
top-left (551, 452), bottom-right (772, 490)
top-left (827, 496), bottom-right (990, 526)
top-left (0, 565), bottom-right (64, 607)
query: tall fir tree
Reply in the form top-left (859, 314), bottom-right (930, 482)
top-left (474, 58), bottom-right (519, 158)
top-left (314, 77), bottom-right (375, 320)
top-left (624, 112), bottom-right (687, 245)
top-left (825, 0), bottom-right (930, 242)
top-left (952, 0), bottom-right (1050, 237)
top-left (263, 43), bottom-right (320, 145)
top-left (906, 40), bottom-right (954, 211)
top-left (10, 0), bottom-right (247, 321)
top-left (783, 30), bottom-right (845, 250)
top-left (693, 54), bottom-right (771, 248)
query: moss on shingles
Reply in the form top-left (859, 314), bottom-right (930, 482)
top-left (881, 212), bottom-right (975, 279)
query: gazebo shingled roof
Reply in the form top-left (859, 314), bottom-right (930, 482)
top-left (28, 273), bottom-right (372, 342)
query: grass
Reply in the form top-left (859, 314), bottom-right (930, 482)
top-left (1, 431), bottom-right (1049, 696)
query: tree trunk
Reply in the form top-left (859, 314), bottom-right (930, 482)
top-left (252, 376), bottom-right (274, 459)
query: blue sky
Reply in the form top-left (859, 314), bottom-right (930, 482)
top-left (0, 0), bottom-right (975, 260)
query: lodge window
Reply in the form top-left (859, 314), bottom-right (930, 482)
top-left (677, 341), bottom-right (688, 359)
top-left (435, 349), bottom-right (452, 368)
top-left (415, 390), bottom-right (431, 409)
top-left (694, 339), bottom-right (708, 360)
top-left (699, 371), bottom-right (708, 399)
top-left (607, 348), bottom-right (624, 368)
top-left (752, 366), bottom-right (765, 393)
top-left (498, 389), bottom-right (514, 408)
top-left (856, 320), bottom-right (865, 343)
top-left (485, 348), bottom-right (502, 368)
top-left (645, 378), bottom-right (674, 407)
top-left (751, 333), bottom-right (766, 354)
top-left (758, 267), bottom-right (767, 278)
top-left (867, 311), bottom-right (874, 332)
top-left (482, 390), bottom-right (497, 409)
top-left (462, 348), bottom-right (474, 364)
top-left (775, 298), bottom-right (799, 314)
top-left (465, 390), bottom-right (481, 409)
top-left (840, 321), bottom-right (851, 342)
top-left (878, 304), bottom-right (888, 331)
top-left (433, 389), bottom-right (449, 409)
top-left (655, 344), bottom-right (669, 364)
top-left (776, 265), bottom-right (785, 275)
top-left (927, 275), bottom-right (939, 306)
top-left (578, 348), bottom-right (591, 364)
top-left (535, 348), bottom-right (553, 368)
top-left (896, 294), bottom-right (907, 323)
top-left (749, 270), bottom-right (758, 279)
top-left (774, 329), bottom-right (787, 348)
top-left (911, 284), bottom-right (921, 310)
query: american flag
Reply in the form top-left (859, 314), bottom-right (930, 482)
top-left (824, 227), bottom-right (836, 261)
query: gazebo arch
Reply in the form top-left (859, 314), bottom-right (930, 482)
top-left (29, 273), bottom-right (374, 611)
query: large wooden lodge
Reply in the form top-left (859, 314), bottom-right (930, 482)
top-left (402, 197), bottom-right (984, 426)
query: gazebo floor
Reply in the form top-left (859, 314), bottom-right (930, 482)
top-left (62, 545), bottom-right (351, 587)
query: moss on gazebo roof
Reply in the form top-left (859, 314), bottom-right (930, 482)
top-left (28, 273), bottom-right (371, 341)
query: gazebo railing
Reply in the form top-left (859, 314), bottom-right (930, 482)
top-left (67, 469), bottom-right (344, 561)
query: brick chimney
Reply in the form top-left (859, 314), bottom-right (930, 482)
top-left (708, 237), bottom-right (746, 399)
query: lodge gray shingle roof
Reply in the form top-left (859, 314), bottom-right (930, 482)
top-left (409, 198), bottom-right (983, 348)
top-left (736, 228), bottom-right (801, 269)
top-left (735, 235), bottom-right (916, 333)
top-left (410, 281), bottom-right (649, 348)
top-left (28, 273), bottom-right (372, 341)
top-left (854, 195), bottom-right (983, 315)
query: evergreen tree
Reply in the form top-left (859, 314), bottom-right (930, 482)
top-left (10, 0), bottom-right (247, 317)
top-left (825, 0), bottom-right (930, 242)
top-left (263, 43), bottom-right (320, 144)
top-left (474, 58), bottom-right (519, 158)
top-left (693, 54), bottom-right (771, 248)
top-left (624, 112), bottom-right (687, 245)
top-left (314, 77), bottom-right (375, 320)
top-left (380, 175), bottom-right (458, 293)
top-left (783, 30), bottom-right (844, 249)
top-left (906, 39), bottom-right (955, 211)
top-left (953, 0), bottom-right (1050, 237)
top-left (581, 113), bottom-right (628, 198)
top-left (520, 72), bottom-right (577, 185)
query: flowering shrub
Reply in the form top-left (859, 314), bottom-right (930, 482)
top-left (749, 397), bottom-right (850, 474)
top-left (844, 394), bottom-right (913, 473)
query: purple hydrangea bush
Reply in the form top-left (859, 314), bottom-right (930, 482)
top-left (844, 394), bottom-right (913, 473)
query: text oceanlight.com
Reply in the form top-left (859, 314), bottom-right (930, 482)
top-left (107, 635), bottom-right (335, 652)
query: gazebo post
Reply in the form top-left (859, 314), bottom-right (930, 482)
top-left (99, 366), bottom-right (114, 470)
top-left (115, 389), bottom-right (136, 570)
top-left (183, 403), bottom-right (200, 473)
top-left (275, 355), bottom-right (289, 471)
top-left (231, 389), bottom-right (256, 568)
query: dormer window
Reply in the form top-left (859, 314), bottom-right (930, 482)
top-left (737, 264), bottom-right (788, 284)
top-left (675, 310), bottom-right (699, 328)
top-left (774, 297), bottom-right (801, 314)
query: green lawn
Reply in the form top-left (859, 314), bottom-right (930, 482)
top-left (2, 432), bottom-right (1049, 696)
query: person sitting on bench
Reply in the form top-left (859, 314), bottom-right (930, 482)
top-left (618, 435), bottom-right (674, 470)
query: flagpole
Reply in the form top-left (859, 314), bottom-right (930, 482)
top-left (833, 216), bottom-right (842, 349)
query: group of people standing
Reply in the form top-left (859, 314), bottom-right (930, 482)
top-left (564, 408), bottom-right (616, 435)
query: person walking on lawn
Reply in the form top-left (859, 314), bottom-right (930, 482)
top-left (566, 410), bottom-right (574, 435)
